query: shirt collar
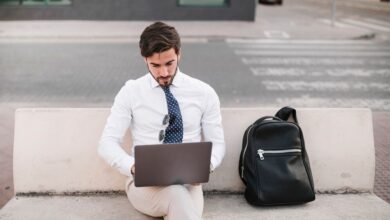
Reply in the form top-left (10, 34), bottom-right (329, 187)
top-left (149, 68), bottom-right (184, 89)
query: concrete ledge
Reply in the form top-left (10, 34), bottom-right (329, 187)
top-left (1, 194), bottom-right (390, 220)
top-left (13, 108), bottom-right (375, 193)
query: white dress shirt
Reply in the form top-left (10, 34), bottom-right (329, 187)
top-left (98, 70), bottom-right (226, 177)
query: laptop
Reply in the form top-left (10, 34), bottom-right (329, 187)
top-left (134, 142), bottom-right (212, 187)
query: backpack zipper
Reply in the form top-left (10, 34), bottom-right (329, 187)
top-left (241, 125), bottom-right (254, 178)
top-left (257, 149), bottom-right (302, 160)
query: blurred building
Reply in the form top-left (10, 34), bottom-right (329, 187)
top-left (0, 0), bottom-right (255, 21)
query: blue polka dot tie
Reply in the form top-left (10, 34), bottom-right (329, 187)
top-left (162, 86), bottom-right (183, 143)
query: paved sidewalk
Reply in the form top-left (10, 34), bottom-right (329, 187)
top-left (373, 112), bottom-right (390, 203)
top-left (0, 106), bottom-right (14, 209)
top-left (0, 1), bottom-right (377, 41)
top-left (2, 194), bottom-right (390, 220)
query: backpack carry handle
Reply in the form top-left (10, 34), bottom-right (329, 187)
top-left (253, 116), bottom-right (282, 126)
top-left (275, 106), bottom-right (298, 123)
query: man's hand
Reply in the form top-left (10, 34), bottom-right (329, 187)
top-left (131, 165), bottom-right (135, 175)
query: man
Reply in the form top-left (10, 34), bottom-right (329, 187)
top-left (98, 21), bottom-right (225, 220)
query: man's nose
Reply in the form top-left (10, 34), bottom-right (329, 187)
top-left (160, 66), bottom-right (169, 77)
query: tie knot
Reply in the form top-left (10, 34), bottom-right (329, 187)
top-left (162, 86), bottom-right (171, 94)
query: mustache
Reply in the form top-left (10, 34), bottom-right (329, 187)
top-left (157, 76), bottom-right (171, 80)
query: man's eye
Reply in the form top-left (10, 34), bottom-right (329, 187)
top-left (166, 63), bottom-right (173, 66)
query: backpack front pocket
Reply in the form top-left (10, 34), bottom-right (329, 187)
top-left (255, 148), bottom-right (313, 205)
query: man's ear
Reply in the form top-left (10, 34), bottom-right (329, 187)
top-left (177, 50), bottom-right (181, 61)
top-left (144, 57), bottom-right (148, 64)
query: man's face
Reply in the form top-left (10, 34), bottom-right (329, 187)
top-left (145, 48), bottom-right (180, 87)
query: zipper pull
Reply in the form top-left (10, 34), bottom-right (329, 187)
top-left (257, 149), bottom-right (264, 160)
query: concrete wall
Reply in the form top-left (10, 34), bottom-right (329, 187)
top-left (0, 0), bottom-right (256, 21)
top-left (13, 108), bottom-right (375, 194)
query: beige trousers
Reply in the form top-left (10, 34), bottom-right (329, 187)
top-left (126, 178), bottom-right (204, 220)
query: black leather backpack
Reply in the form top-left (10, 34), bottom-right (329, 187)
top-left (238, 106), bottom-right (315, 206)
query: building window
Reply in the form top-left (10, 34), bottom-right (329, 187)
top-left (178, 0), bottom-right (229, 7)
top-left (0, 0), bottom-right (71, 5)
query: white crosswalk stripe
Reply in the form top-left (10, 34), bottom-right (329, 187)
top-left (318, 17), bottom-right (390, 33)
top-left (264, 30), bottom-right (290, 39)
top-left (262, 81), bottom-right (390, 92)
top-left (276, 96), bottom-right (390, 111)
top-left (363, 18), bottom-right (390, 27)
top-left (230, 44), bottom-right (390, 50)
top-left (241, 57), bottom-right (390, 66)
top-left (342, 18), bottom-right (390, 32)
top-left (226, 39), bottom-right (374, 44)
top-left (251, 68), bottom-right (390, 77)
top-left (235, 50), bottom-right (390, 56)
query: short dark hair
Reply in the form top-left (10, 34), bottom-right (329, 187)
top-left (139, 21), bottom-right (181, 58)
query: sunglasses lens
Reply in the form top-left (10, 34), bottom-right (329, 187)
top-left (160, 115), bottom-right (169, 141)
top-left (159, 130), bottom-right (165, 141)
top-left (163, 114), bottom-right (169, 125)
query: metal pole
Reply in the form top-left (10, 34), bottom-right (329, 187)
top-left (331, 0), bottom-right (336, 27)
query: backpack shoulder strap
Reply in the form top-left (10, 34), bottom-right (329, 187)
top-left (275, 106), bottom-right (298, 123)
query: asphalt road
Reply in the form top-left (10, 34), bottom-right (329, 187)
top-left (1, 40), bottom-right (389, 109)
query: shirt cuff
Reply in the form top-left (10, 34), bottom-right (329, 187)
top-left (119, 156), bottom-right (134, 177)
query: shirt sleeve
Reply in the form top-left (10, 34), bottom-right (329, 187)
top-left (98, 82), bottom-right (134, 177)
top-left (201, 86), bottom-right (226, 171)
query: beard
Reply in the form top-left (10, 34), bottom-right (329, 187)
top-left (157, 75), bottom-right (173, 86)
top-left (149, 66), bottom-right (178, 87)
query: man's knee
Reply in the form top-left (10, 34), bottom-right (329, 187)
top-left (165, 185), bottom-right (200, 209)
top-left (165, 185), bottom-right (188, 200)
